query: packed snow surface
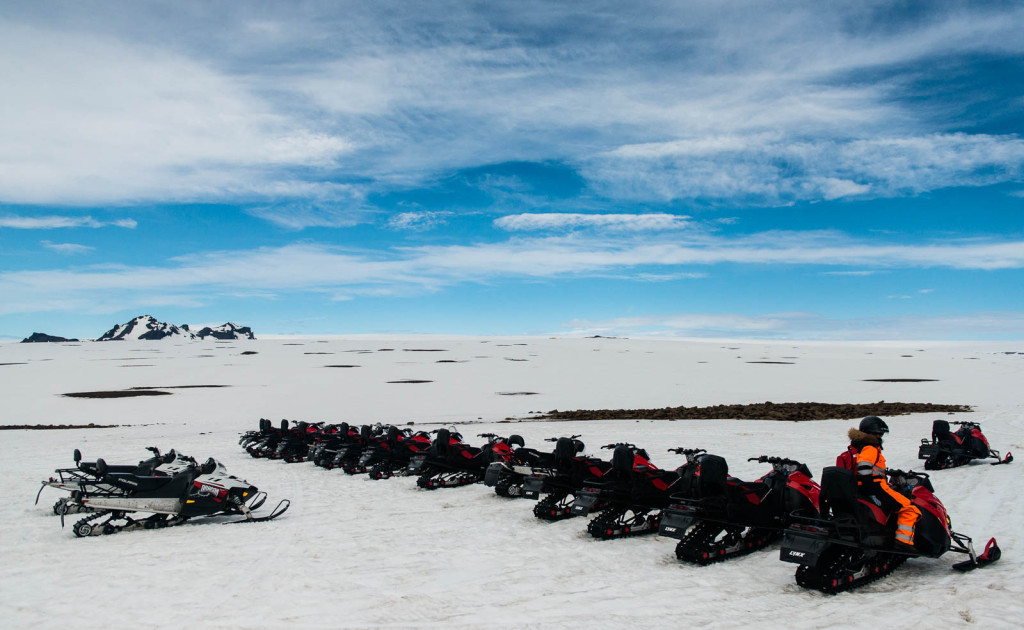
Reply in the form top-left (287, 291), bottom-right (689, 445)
top-left (1, 336), bottom-right (1022, 629)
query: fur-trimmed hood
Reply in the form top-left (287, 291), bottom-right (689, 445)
top-left (849, 428), bottom-right (882, 448)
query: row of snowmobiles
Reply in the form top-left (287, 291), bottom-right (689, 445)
top-left (238, 417), bottom-right (1004, 594)
top-left (37, 446), bottom-right (289, 537)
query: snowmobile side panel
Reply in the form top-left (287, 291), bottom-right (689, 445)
top-left (780, 528), bottom-right (832, 567)
top-left (523, 475), bottom-right (546, 499)
top-left (658, 508), bottom-right (696, 540)
top-left (571, 487), bottom-right (602, 515)
top-left (80, 497), bottom-right (183, 514)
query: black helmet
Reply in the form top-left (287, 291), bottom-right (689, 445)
top-left (859, 416), bottom-right (889, 435)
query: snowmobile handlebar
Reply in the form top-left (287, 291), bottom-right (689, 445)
top-left (601, 442), bottom-right (636, 450)
top-left (668, 447), bottom-right (706, 456)
top-left (544, 434), bottom-right (581, 442)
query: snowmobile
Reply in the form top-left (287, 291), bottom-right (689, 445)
top-left (61, 453), bottom-right (289, 537)
top-left (310, 423), bottom-right (363, 469)
top-left (659, 454), bottom-right (820, 564)
top-left (571, 444), bottom-right (699, 540)
top-left (780, 466), bottom-right (999, 593)
top-left (339, 425), bottom-right (384, 474)
top-left (361, 427), bottom-right (433, 480)
top-left (518, 436), bottom-right (614, 521)
top-left (37, 447), bottom-right (191, 516)
top-left (243, 419), bottom-right (289, 458)
top-left (482, 434), bottom-right (558, 498)
top-left (269, 420), bottom-right (322, 463)
top-left (918, 420), bottom-right (1012, 469)
top-left (412, 429), bottom-right (519, 490)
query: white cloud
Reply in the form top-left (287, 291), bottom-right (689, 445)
top-left (2, 231), bottom-right (1024, 316)
top-left (0, 24), bottom-right (351, 205)
top-left (0, 215), bottom-right (136, 229)
top-left (495, 213), bottom-right (690, 232)
top-left (564, 310), bottom-right (1024, 341)
top-left (388, 211), bottom-right (453, 231)
top-left (3, 4), bottom-right (1023, 207)
top-left (40, 241), bottom-right (94, 255)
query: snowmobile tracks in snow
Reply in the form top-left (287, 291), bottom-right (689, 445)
top-left (794, 547), bottom-right (907, 594)
top-left (674, 522), bottom-right (781, 565)
top-left (587, 508), bottom-right (660, 540)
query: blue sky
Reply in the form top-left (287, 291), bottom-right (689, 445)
top-left (1, 1), bottom-right (1023, 340)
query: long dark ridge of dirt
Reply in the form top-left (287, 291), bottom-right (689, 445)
top-left (64, 390), bottom-right (172, 399)
top-left (540, 401), bottom-right (972, 421)
top-left (129, 385), bottom-right (229, 390)
top-left (863, 379), bottom-right (938, 382)
top-left (1, 422), bottom-right (119, 430)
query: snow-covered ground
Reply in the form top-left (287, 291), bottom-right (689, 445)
top-left (2, 336), bottom-right (1022, 629)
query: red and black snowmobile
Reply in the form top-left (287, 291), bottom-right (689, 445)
top-left (780, 466), bottom-right (1000, 593)
top-left (918, 420), bottom-right (1012, 469)
top-left (360, 426), bottom-right (434, 479)
top-left (411, 429), bottom-right (519, 489)
top-left (515, 436), bottom-right (614, 521)
top-left (658, 454), bottom-right (820, 564)
top-left (482, 435), bottom-right (554, 498)
top-left (570, 443), bottom-right (698, 540)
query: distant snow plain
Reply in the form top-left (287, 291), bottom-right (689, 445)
top-left (1, 336), bottom-right (1022, 629)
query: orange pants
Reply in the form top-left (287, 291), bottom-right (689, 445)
top-left (864, 478), bottom-right (921, 546)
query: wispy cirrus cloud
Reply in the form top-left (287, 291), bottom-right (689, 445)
top-left (563, 311), bottom-right (1024, 341)
top-left (2, 3), bottom-right (1023, 209)
top-left (388, 211), bottom-right (453, 231)
top-left (2, 231), bottom-right (1023, 316)
top-left (0, 215), bottom-right (136, 229)
top-left (494, 213), bottom-right (690, 232)
top-left (40, 241), bottom-right (94, 255)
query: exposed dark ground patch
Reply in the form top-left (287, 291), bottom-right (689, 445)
top-left (498, 391), bottom-right (539, 396)
top-left (64, 390), bottom-right (172, 399)
top-left (120, 364), bottom-right (155, 367)
top-left (505, 358), bottom-right (528, 362)
top-left (388, 379), bottom-right (433, 384)
top-left (378, 348), bottom-right (395, 351)
top-left (283, 343), bottom-right (304, 346)
top-left (540, 401), bottom-right (971, 421)
top-left (404, 349), bottom-right (447, 352)
top-left (130, 385), bottom-right (228, 390)
top-left (325, 364), bottom-right (360, 368)
top-left (0, 362), bottom-right (28, 366)
top-left (747, 361), bottom-right (796, 364)
top-left (241, 351), bottom-right (258, 355)
top-left (1, 422), bottom-right (118, 430)
top-left (863, 378), bottom-right (938, 382)
top-left (304, 352), bottom-right (333, 355)
top-left (436, 359), bottom-right (467, 363)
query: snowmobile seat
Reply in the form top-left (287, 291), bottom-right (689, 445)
top-left (932, 419), bottom-right (953, 441)
top-left (554, 437), bottom-right (577, 464)
top-left (695, 455), bottom-right (729, 498)
top-left (818, 466), bottom-right (862, 521)
top-left (611, 446), bottom-right (635, 473)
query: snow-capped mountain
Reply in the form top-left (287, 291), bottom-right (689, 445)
top-left (96, 315), bottom-right (255, 341)
top-left (194, 322), bottom-right (256, 340)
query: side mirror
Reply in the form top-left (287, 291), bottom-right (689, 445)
top-left (163, 449), bottom-right (176, 464)
top-left (96, 458), bottom-right (108, 477)
top-left (73, 449), bottom-right (82, 464)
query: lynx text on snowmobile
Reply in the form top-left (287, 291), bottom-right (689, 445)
top-left (659, 454), bottom-right (820, 565)
top-left (780, 467), bottom-right (1000, 593)
top-left (58, 453), bottom-right (289, 537)
top-left (37, 447), bottom-right (191, 517)
top-left (918, 420), bottom-right (1012, 469)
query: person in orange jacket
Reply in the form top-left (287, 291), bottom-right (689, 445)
top-left (842, 416), bottom-right (921, 550)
